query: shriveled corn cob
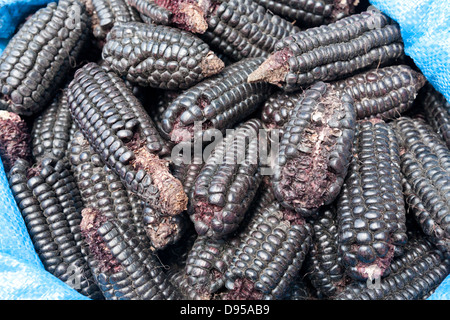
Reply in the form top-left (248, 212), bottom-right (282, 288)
top-left (420, 84), bottom-right (450, 149)
top-left (190, 119), bottom-right (263, 239)
top-left (160, 57), bottom-right (273, 144)
top-left (142, 205), bottom-right (187, 250)
top-left (8, 157), bottom-right (102, 299)
top-left (337, 119), bottom-right (407, 281)
top-left (0, 111), bottom-right (31, 173)
top-left (248, 9), bottom-right (404, 92)
top-left (68, 62), bottom-right (187, 216)
top-left (0, 0), bottom-right (88, 116)
top-left (224, 200), bottom-right (312, 300)
top-left (394, 117), bottom-right (450, 258)
top-left (101, 22), bottom-right (224, 90)
top-left (272, 82), bottom-right (356, 217)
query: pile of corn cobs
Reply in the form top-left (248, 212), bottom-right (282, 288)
top-left (0, 0), bottom-right (448, 300)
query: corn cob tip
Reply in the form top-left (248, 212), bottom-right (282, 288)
top-left (0, 111), bottom-right (31, 172)
top-left (247, 48), bottom-right (292, 86)
top-left (154, 0), bottom-right (210, 33)
top-left (201, 52), bottom-right (225, 78)
top-left (354, 243), bottom-right (396, 281)
top-left (127, 134), bottom-right (188, 216)
top-left (178, 2), bottom-right (209, 33)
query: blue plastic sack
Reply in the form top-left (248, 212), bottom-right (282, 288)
top-left (0, 0), bottom-right (448, 300)
top-left (369, 0), bottom-right (450, 103)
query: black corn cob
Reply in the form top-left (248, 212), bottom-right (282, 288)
top-left (68, 62), bottom-right (187, 216)
top-left (394, 117), bottom-right (450, 257)
top-left (260, 66), bottom-right (426, 133)
top-left (252, 0), bottom-right (358, 25)
top-left (190, 119), bottom-right (263, 239)
top-left (337, 119), bottom-right (408, 281)
top-left (334, 237), bottom-right (450, 300)
top-left (101, 22), bottom-right (225, 90)
top-left (420, 84), bottom-right (450, 149)
top-left (0, 0), bottom-right (89, 116)
top-left (160, 57), bottom-right (273, 144)
top-left (182, 236), bottom-right (238, 299)
top-left (8, 157), bottom-right (102, 299)
top-left (31, 90), bottom-right (72, 163)
top-left (247, 9), bottom-right (404, 92)
top-left (70, 130), bottom-right (185, 250)
top-left (331, 65), bottom-right (426, 121)
top-left (260, 90), bottom-right (304, 132)
top-left (200, 0), bottom-right (301, 61)
top-left (88, 0), bottom-right (140, 40)
top-left (80, 207), bottom-right (181, 300)
top-left (306, 206), bottom-right (346, 298)
top-left (224, 201), bottom-right (312, 300)
top-left (69, 131), bottom-right (147, 239)
top-left (0, 111), bottom-right (31, 173)
top-left (272, 82), bottom-right (356, 217)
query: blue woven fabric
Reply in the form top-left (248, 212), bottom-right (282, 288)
top-left (369, 0), bottom-right (450, 103)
